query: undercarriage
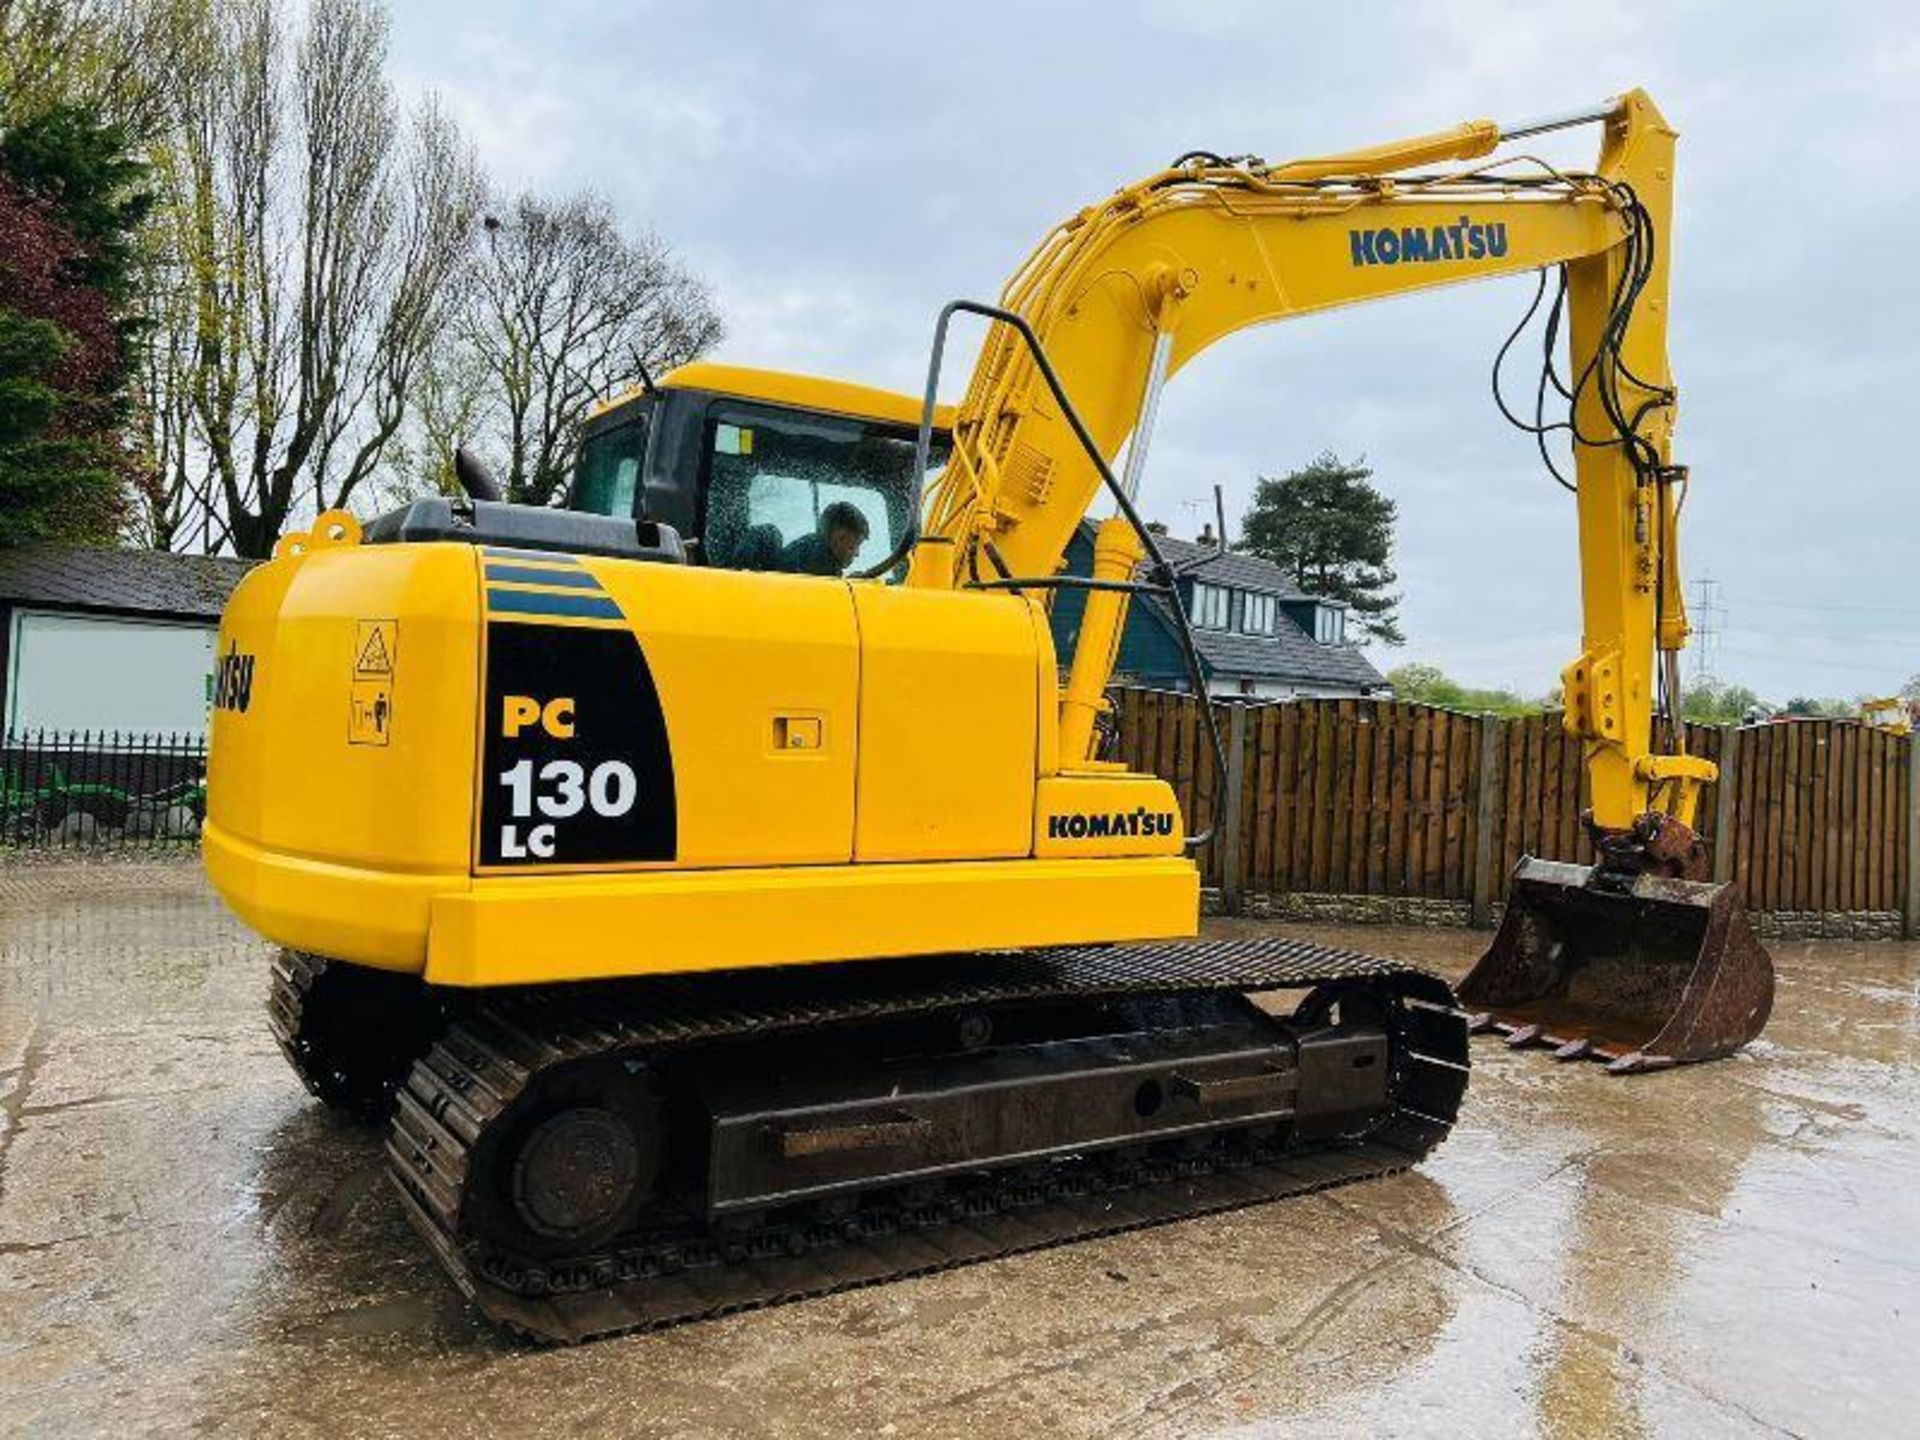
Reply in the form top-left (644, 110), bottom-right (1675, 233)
top-left (274, 938), bottom-right (1467, 1343)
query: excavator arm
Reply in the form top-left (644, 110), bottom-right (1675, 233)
top-left (910, 89), bottom-right (1771, 1071)
top-left (909, 89), bottom-right (1699, 843)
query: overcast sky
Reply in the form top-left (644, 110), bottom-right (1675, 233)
top-left (390, 2), bottom-right (1918, 701)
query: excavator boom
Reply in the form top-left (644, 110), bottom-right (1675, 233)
top-left (899, 89), bottom-right (1770, 1070)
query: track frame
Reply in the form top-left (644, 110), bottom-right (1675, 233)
top-left (382, 937), bottom-right (1469, 1343)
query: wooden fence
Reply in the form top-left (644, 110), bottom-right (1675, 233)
top-left (1111, 688), bottom-right (1919, 930)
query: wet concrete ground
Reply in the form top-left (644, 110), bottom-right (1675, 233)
top-left (1, 859), bottom-right (1914, 1438)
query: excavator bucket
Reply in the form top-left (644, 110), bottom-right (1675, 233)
top-left (1458, 858), bottom-right (1774, 1074)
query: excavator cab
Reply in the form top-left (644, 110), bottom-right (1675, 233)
top-left (570, 363), bottom-right (952, 579)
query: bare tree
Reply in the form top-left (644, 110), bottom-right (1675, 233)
top-left (129, 244), bottom-right (200, 548)
top-left (30, 0), bottom-right (715, 546)
top-left (461, 191), bottom-right (722, 505)
top-left (383, 336), bottom-right (491, 501)
top-left (139, 0), bottom-right (482, 555)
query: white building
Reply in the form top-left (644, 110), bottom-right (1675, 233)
top-left (0, 546), bottom-right (256, 740)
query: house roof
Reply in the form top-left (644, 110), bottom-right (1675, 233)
top-left (1181, 614), bottom-right (1385, 689)
top-left (0, 545), bottom-right (256, 620)
top-left (1088, 524), bottom-right (1386, 690)
top-left (1147, 534), bottom-right (1312, 598)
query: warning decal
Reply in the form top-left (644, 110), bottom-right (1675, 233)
top-left (354, 619), bottom-right (396, 677)
top-left (349, 619), bottom-right (396, 746)
top-left (348, 683), bottom-right (391, 746)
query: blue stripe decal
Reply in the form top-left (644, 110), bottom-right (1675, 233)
top-left (486, 588), bottom-right (624, 620)
top-left (481, 546), bottom-right (581, 565)
top-left (484, 563), bottom-right (604, 590)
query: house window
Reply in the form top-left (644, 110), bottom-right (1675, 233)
top-left (1241, 592), bottom-right (1275, 635)
top-left (1191, 582), bottom-right (1230, 629)
top-left (1316, 605), bottom-right (1345, 645)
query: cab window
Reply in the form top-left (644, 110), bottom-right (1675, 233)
top-left (573, 413), bottom-right (650, 517)
top-left (701, 405), bottom-right (948, 580)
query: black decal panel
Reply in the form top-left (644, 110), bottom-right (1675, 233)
top-left (479, 621), bottom-right (676, 867)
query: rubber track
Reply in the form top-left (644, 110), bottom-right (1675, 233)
top-left (385, 937), bottom-right (1470, 1343)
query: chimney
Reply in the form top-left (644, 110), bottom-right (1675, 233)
top-left (1197, 522), bottom-right (1216, 547)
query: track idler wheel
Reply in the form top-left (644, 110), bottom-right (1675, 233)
top-left (512, 1108), bottom-right (645, 1247)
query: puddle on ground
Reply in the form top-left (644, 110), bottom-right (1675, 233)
top-left (3, 862), bottom-right (1916, 1437)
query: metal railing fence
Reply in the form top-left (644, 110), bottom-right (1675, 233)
top-left (1, 729), bottom-right (208, 850)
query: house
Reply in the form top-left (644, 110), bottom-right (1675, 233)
top-left (0, 545), bottom-right (256, 738)
top-left (1048, 522), bottom-right (1386, 700)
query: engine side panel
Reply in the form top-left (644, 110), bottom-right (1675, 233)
top-left (207, 536), bottom-right (1202, 981)
top-left (849, 585), bottom-right (1038, 861)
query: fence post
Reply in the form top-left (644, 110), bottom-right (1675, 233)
top-left (1470, 713), bottom-right (1503, 929)
top-left (1906, 732), bottom-right (1920, 940)
top-left (1220, 702), bottom-right (1249, 916)
top-left (1712, 724), bottom-right (1739, 885)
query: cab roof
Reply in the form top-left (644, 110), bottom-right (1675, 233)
top-left (590, 362), bottom-right (956, 430)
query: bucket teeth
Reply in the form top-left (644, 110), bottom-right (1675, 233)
top-left (1502, 1024), bottom-right (1545, 1049)
top-left (1551, 1038), bottom-right (1594, 1062)
top-left (1604, 1051), bottom-right (1677, 1076)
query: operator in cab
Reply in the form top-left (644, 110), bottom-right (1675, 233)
top-left (780, 501), bottom-right (869, 576)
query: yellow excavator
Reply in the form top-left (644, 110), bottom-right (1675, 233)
top-left (209, 89), bottom-right (1770, 1342)
top-left (1859, 696), bottom-right (1914, 737)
